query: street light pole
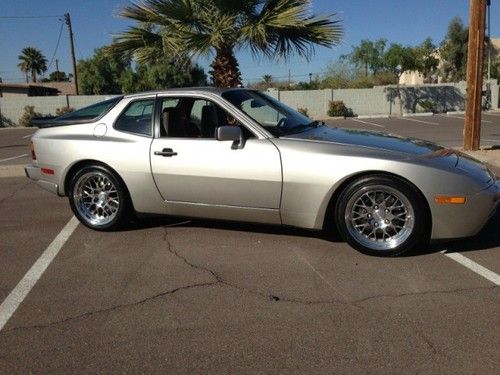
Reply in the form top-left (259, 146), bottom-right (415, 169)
top-left (396, 64), bottom-right (402, 116)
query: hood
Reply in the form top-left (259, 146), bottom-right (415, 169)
top-left (284, 126), bottom-right (493, 184)
top-left (283, 126), bottom-right (444, 156)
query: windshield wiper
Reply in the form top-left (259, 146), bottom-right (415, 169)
top-left (282, 120), bottom-right (323, 135)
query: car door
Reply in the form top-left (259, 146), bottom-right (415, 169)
top-left (150, 95), bottom-right (282, 214)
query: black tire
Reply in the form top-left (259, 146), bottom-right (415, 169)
top-left (68, 165), bottom-right (132, 230)
top-left (334, 174), bottom-right (429, 256)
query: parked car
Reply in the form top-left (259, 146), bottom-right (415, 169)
top-left (26, 88), bottom-right (499, 256)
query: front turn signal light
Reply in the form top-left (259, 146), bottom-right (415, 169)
top-left (434, 196), bottom-right (466, 204)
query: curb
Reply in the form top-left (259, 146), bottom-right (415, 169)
top-left (357, 114), bottom-right (390, 119)
top-left (0, 165), bottom-right (26, 178)
top-left (314, 116), bottom-right (345, 121)
top-left (402, 112), bottom-right (434, 117)
top-left (446, 111), bottom-right (465, 115)
top-left (453, 148), bottom-right (500, 169)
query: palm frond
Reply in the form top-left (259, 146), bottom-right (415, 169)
top-left (240, 0), bottom-right (343, 60)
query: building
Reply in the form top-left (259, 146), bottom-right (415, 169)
top-left (399, 37), bottom-right (500, 85)
top-left (38, 81), bottom-right (77, 95)
top-left (0, 83), bottom-right (59, 97)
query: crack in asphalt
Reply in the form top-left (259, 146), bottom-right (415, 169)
top-left (2, 226), bottom-right (497, 334)
top-left (1, 281), bottom-right (219, 334)
top-left (353, 285), bottom-right (498, 304)
top-left (0, 180), bottom-right (29, 205)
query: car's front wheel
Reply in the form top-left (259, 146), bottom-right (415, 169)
top-left (334, 175), bottom-right (429, 256)
top-left (68, 165), bottom-right (131, 230)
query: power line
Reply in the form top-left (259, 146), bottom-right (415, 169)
top-left (46, 19), bottom-right (65, 72)
top-left (245, 71), bottom-right (326, 82)
top-left (0, 15), bottom-right (63, 19)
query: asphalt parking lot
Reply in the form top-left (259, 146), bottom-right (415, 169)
top-left (0, 115), bottom-right (499, 373)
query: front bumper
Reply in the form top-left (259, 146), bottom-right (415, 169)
top-left (428, 179), bottom-right (500, 239)
top-left (25, 165), bottom-right (60, 195)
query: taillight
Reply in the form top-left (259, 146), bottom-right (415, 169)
top-left (30, 142), bottom-right (36, 160)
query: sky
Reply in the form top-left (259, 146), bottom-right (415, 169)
top-left (1, 0), bottom-right (499, 84)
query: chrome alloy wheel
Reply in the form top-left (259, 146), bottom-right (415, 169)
top-left (73, 171), bottom-right (120, 226)
top-left (344, 185), bottom-right (415, 251)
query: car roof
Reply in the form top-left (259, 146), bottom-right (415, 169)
top-left (123, 86), bottom-right (246, 98)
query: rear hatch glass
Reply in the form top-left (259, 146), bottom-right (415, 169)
top-left (32, 96), bottom-right (122, 128)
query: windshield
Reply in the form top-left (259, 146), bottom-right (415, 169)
top-left (221, 90), bottom-right (319, 136)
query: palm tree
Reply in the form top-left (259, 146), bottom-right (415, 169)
top-left (262, 74), bottom-right (273, 88)
top-left (107, 0), bottom-right (343, 87)
top-left (18, 47), bottom-right (48, 83)
top-left (17, 61), bottom-right (30, 83)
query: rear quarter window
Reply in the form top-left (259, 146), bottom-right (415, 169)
top-left (114, 99), bottom-right (155, 137)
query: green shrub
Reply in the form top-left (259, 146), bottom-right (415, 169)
top-left (18, 106), bottom-right (43, 127)
top-left (297, 107), bottom-right (309, 117)
top-left (56, 106), bottom-right (75, 116)
top-left (327, 100), bottom-right (349, 117)
top-left (417, 100), bottom-right (438, 113)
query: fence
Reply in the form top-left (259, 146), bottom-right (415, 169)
top-left (0, 80), bottom-right (498, 126)
top-left (267, 80), bottom-right (499, 118)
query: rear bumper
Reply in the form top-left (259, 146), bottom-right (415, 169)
top-left (25, 165), bottom-right (60, 195)
top-left (428, 180), bottom-right (500, 239)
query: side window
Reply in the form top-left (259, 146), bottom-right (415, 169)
top-left (114, 99), bottom-right (154, 137)
top-left (241, 98), bottom-right (284, 127)
top-left (160, 97), bottom-right (255, 140)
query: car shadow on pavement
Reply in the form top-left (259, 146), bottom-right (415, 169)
top-left (123, 209), bottom-right (499, 257)
top-left (406, 209), bottom-right (500, 257)
top-left (127, 214), bottom-right (342, 241)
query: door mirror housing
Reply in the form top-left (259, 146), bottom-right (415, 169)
top-left (216, 126), bottom-right (245, 149)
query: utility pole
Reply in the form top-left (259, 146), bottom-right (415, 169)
top-left (487, 0), bottom-right (491, 80)
top-left (288, 69), bottom-right (291, 88)
top-left (464, 0), bottom-right (486, 151)
top-left (55, 59), bottom-right (59, 74)
top-left (64, 13), bottom-right (79, 95)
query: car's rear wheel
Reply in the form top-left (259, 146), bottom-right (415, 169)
top-left (334, 175), bottom-right (428, 256)
top-left (68, 165), bottom-right (131, 230)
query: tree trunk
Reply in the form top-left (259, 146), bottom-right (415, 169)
top-left (209, 47), bottom-right (242, 88)
top-left (31, 68), bottom-right (36, 83)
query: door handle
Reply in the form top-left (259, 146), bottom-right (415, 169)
top-left (154, 148), bottom-right (178, 157)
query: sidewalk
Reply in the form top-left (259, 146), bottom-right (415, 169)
top-left (458, 148), bottom-right (500, 175)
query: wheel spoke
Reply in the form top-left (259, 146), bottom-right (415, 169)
top-left (345, 184), bottom-right (415, 251)
top-left (73, 171), bottom-right (121, 226)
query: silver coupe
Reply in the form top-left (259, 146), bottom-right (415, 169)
top-left (25, 88), bottom-right (499, 256)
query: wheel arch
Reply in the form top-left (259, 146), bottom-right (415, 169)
top-left (322, 170), bottom-right (432, 235)
top-left (63, 160), bottom-right (134, 211)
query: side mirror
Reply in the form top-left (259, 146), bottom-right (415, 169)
top-left (216, 126), bottom-right (245, 149)
top-left (250, 99), bottom-right (265, 108)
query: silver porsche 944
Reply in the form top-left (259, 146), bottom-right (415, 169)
top-left (25, 87), bottom-right (499, 256)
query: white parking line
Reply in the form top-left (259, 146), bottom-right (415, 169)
top-left (0, 216), bottom-right (79, 331)
top-left (0, 154), bottom-right (28, 163)
top-left (22, 134), bottom-right (34, 139)
top-left (400, 117), bottom-right (439, 125)
top-left (441, 250), bottom-right (500, 286)
top-left (444, 115), bottom-right (465, 120)
top-left (350, 118), bottom-right (385, 128)
top-left (293, 249), bottom-right (348, 300)
top-left (443, 114), bottom-right (493, 123)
